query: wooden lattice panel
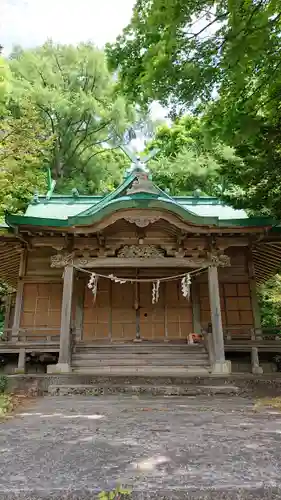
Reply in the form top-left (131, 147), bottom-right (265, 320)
top-left (199, 281), bottom-right (253, 331)
top-left (20, 283), bottom-right (62, 338)
top-left (111, 281), bottom-right (135, 340)
top-left (164, 281), bottom-right (193, 339)
top-left (139, 282), bottom-right (165, 340)
top-left (83, 278), bottom-right (110, 340)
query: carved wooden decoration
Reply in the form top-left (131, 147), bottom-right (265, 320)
top-left (117, 244), bottom-right (165, 259)
top-left (208, 252), bottom-right (231, 267)
top-left (126, 173), bottom-right (158, 195)
top-left (50, 248), bottom-right (231, 268)
top-left (124, 216), bottom-right (160, 227)
top-left (50, 253), bottom-right (75, 268)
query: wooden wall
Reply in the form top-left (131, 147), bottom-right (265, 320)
top-left (82, 278), bottom-right (193, 341)
top-left (197, 248), bottom-right (254, 332)
top-left (19, 245), bottom-right (256, 340)
top-left (20, 283), bottom-right (62, 337)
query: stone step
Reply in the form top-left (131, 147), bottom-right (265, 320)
top-left (48, 383), bottom-right (238, 396)
top-left (72, 358), bottom-right (209, 367)
top-left (71, 366), bottom-right (211, 376)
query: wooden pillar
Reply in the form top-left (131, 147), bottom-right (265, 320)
top-left (74, 278), bottom-right (85, 342)
top-left (164, 282), bottom-right (168, 341)
top-left (109, 280), bottom-right (112, 341)
top-left (48, 265), bottom-right (74, 373)
top-left (248, 251), bottom-right (262, 339)
top-left (134, 280), bottom-right (141, 341)
top-left (12, 249), bottom-right (27, 340)
top-left (208, 266), bottom-right (230, 374)
top-left (192, 281), bottom-right (201, 333)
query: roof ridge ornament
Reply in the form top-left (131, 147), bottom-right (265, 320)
top-left (119, 126), bottom-right (160, 180)
top-left (126, 171), bottom-right (158, 195)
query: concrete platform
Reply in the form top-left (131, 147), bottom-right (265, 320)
top-left (1, 395), bottom-right (281, 498)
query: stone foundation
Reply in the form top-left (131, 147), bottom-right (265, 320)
top-left (6, 372), bottom-right (281, 397)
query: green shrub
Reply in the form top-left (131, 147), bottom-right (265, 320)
top-left (0, 374), bottom-right (8, 393)
top-left (98, 485), bottom-right (132, 499)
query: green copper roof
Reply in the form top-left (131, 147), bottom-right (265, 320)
top-left (5, 167), bottom-right (276, 229)
top-left (23, 194), bottom-right (249, 221)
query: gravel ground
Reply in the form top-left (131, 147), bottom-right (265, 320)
top-left (1, 395), bottom-right (281, 499)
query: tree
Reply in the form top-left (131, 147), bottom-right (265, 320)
top-left (147, 115), bottom-right (243, 196)
top-left (107, 0), bottom-right (281, 217)
top-left (107, 0), bottom-right (281, 113)
top-left (0, 100), bottom-right (53, 214)
top-left (259, 275), bottom-right (281, 328)
top-left (0, 56), bottom-right (11, 113)
top-left (9, 42), bottom-right (134, 192)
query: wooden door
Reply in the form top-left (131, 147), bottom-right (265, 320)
top-left (165, 281), bottom-right (193, 339)
top-left (139, 282), bottom-right (165, 340)
top-left (83, 278), bottom-right (110, 341)
top-left (111, 281), bottom-right (136, 341)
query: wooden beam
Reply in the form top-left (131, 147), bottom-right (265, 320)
top-left (253, 258), bottom-right (277, 273)
top-left (53, 256), bottom-right (230, 269)
top-left (255, 247), bottom-right (281, 263)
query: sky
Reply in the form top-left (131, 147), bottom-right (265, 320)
top-left (0, 0), bottom-right (167, 123)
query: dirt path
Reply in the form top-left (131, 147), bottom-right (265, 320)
top-left (0, 395), bottom-right (281, 499)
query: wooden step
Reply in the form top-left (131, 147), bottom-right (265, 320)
top-left (71, 358), bottom-right (209, 367)
top-left (72, 352), bottom-right (208, 360)
top-left (74, 344), bottom-right (205, 351)
top-left (72, 366), bottom-right (211, 376)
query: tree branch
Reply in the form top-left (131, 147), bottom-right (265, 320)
top-left (185, 12), bottom-right (228, 40)
top-left (36, 104), bottom-right (56, 135)
top-left (81, 145), bottom-right (120, 168)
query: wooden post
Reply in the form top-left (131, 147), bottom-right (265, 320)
top-left (134, 280), bottom-right (141, 341)
top-left (109, 280), bottom-right (112, 341)
top-left (48, 265), bottom-right (74, 373)
top-left (12, 249), bottom-right (27, 341)
top-left (208, 266), bottom-right (230, 374)
top-left (164, 282), bottom-right (168, 341)
top-left (74, 278), bottom-right (85, 342)
top-left (191, 280), bottom-right (201, 334)
top-left (248, 251), bottom-right (262, 339)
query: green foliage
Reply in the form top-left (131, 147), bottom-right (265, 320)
top-left (107, 0), bottom-right (281, 110)
top-left (0, 100), bottom-right (53, 214)
top-left (259, 275), bottom-right (281, 328)
top-left (0, 57), bottom-right (12, 112)
top-left (7, 42), bottom-right (134, 196)
top-left (107, 0), bottom-right (281, 217)
top-left (148, 115), bottom-right (243, 196)
top-left (0, 375), bottom-right (8, 394)
top-left (98, 484), bottom-right (132, 500)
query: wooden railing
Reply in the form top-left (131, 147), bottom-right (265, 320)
top-left (0, 328), bottom-right (60, 343)
top-left (223, 326), bottom-right (281, 342)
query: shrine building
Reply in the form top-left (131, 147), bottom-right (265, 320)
top-left (1, 163), bottom-right (281, 376)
